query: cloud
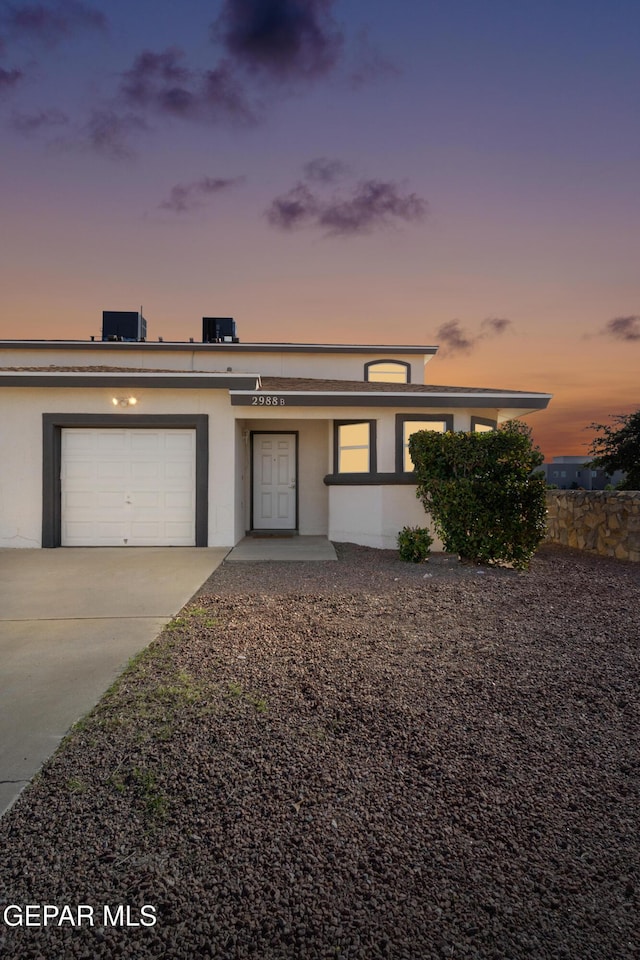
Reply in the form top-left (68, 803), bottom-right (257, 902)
top-left (160, 176), bottom-right (245, 213)
top-left (267, 173), bottom-right (427, 236)
top-left (601, 315), bottom-right (640, 342)
top-left (0, 64), bottom-right (21, 88)
top-left (436, 319), bottom-right (475, 355)
top-left (436, 316), bottom-right (513, 356)
top-left (302, 156), bottom-right (348, 184)
top-left (212, 0), bottom-right (343, 81)
top-left (1, 0), bottom-right (106, 45)
top-left (83, 108), bottom-right (148, 159)
top-left (10, 106), bottom-right (68, 133)
top-left (120, 47), bottom-right (253, 123)
top-left (480, 316), bottom-right (512, 336)
top-left (319, 180), bottom-right (427, 236)
top-left (266, 182), bottom-right (319, 229)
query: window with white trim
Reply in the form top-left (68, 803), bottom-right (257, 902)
top-left (365, 361), bottom-right (410, 383)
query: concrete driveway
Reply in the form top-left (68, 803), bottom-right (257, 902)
top-left (0, 547), bottom-right (228, 816)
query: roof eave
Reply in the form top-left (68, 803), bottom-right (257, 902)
top-left (229, 391), bottom-right (552, 409)
top-left (0, 340), bottom-right (438, 356)
top-left (0, 373), bottom-right (260, 389)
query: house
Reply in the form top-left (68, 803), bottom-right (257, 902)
top-left (539, 456), bottom-right (625, 490)
top-left (0, 313), bottom-right (552, 550)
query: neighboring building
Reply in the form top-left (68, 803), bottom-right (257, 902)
top-left (0, 313), bottom-right (552, 550)
top-left (539, 456), bottom-right (625, 491)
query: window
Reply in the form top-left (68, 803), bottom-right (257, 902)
top-left (471, 417), bottom-right (497, 433)
top-left (364, 360), bottom-right (410, 383)
top-left (335, 421), bottom-right (376, 474)
top-left (396, 414), bottom-right (453, 473)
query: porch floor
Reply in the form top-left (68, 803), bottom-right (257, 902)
top-left (226, 536), bottom-right (338, 562)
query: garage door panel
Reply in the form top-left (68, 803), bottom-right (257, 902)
top-left (165, 461), bottom-right (193, 481)
top-left (130, 432), bottom-right (161, 454)
top-left (130, 521), bottom-right (162, 539)
top-left (131, 461), bottom-right (161, 479)
top-left (64, 460), bottom-right (95, 480)
top-left (64, 431), bottom-right (96, 454)
top-left (64, 520), bottom-right (129, 542)
top-left (131, 490), bottom-right (164, 510)
top-left (97, 461), bottom-right (128, 480)
top-left (63, 490), bottom-right (95, 509)
top-left (165, 491), bottom-right (193, 509)
top-left (165, 433), bottom-right (194, 454)
top-left (165, 521), bottom-right (195, 538)
top-left (97, 432), bottom-right (128, 455)
top-left (61, 428), bottom-right (196, 546)
top-left (96, 491), bottom-right (126, 509)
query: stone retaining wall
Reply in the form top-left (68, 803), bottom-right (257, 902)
top-left (545, 490), bottom-right (640, 562)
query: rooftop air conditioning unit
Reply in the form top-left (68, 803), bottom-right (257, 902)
top-left (102, 311), bottom-right (147, 342)
top-left (202, 317), bottom-right (238, 343)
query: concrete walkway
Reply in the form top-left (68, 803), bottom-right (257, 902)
top-left (226, 536), bottom-right (338, 562)
top-left (0, 547), bottom-right (228, 817)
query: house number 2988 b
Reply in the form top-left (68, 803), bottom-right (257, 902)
top-left (251, 396), bottom-right (286, 405)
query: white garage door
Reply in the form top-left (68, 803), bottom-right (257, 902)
top-left (61, 428), bottom-right (196, 546)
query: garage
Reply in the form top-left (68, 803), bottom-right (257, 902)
top-left (60, 428), bottom-right (196, 546)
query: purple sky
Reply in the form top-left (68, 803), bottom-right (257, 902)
top-left (1, 0), bottom-right (639, 456)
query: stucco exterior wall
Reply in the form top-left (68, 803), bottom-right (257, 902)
top-left (0, 369), bottom-right (524, 551)
top-left (0, 386), bottom-right (237, 548)
top-left (328, 486), bottom-right (443, 551)
top-left (240, 418), bottom-right (329, 535)
top-left (0, 343), bottom-right (431, 384)
top-left (0, 389), bottom-right (43, 547)
top-left (233, 420), bottom-right (247, 545)
top-left (545, 490), bottom-right (640, 562)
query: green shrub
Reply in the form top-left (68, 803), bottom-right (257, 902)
top-left (409, 420), bottom-right (546, 569)
top-left (397, 525), bottom-right (433, 562)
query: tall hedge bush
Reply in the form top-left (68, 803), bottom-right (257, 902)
top-left (408, 420), bottom-right (546, 569)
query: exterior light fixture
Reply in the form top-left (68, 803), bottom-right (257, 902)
top-left (111, 396), bottom-right (138, 407)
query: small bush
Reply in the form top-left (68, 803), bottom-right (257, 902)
top-left (397, 525), bottom-right (433, 563)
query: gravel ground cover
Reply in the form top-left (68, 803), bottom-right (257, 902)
top-left (0, 543), bottom-right (638, 960)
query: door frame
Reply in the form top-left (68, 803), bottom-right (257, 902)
top-left (42, 414), bottom-right (209, 547)
top-left (250, 431), bottom-right (299, 532)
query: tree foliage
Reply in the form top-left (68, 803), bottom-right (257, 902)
top-left (587, 410), bottom-right (640, 490)
top-left (409, 420), bottom-right (547, 569)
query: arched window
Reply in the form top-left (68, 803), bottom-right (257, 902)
top-left (364, 360), bottom-right (410, 384)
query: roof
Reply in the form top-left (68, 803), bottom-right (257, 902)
top-left (0, 365), bottom-right (235, 373)
top-left (0, 366), bottom-right (259, 390)
top-left (0, 340), bottom-right (438, 356)
top-left (0, 367), bottom-right (551, 410)
top-left (259, 376), bottom-right (546, 396)
top-left (231, 376), bottom-right (552, 410)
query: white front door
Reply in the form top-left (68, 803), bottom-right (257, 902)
top-left (252, 433), bottom-right (297, 530)
top-left (61, 428), bottom-right (196, 546)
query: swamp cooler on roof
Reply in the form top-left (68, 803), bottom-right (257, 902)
top-left (102, 311), bottom-right (147, 342)
top-left (202, 317), bottom-right (238, 343)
